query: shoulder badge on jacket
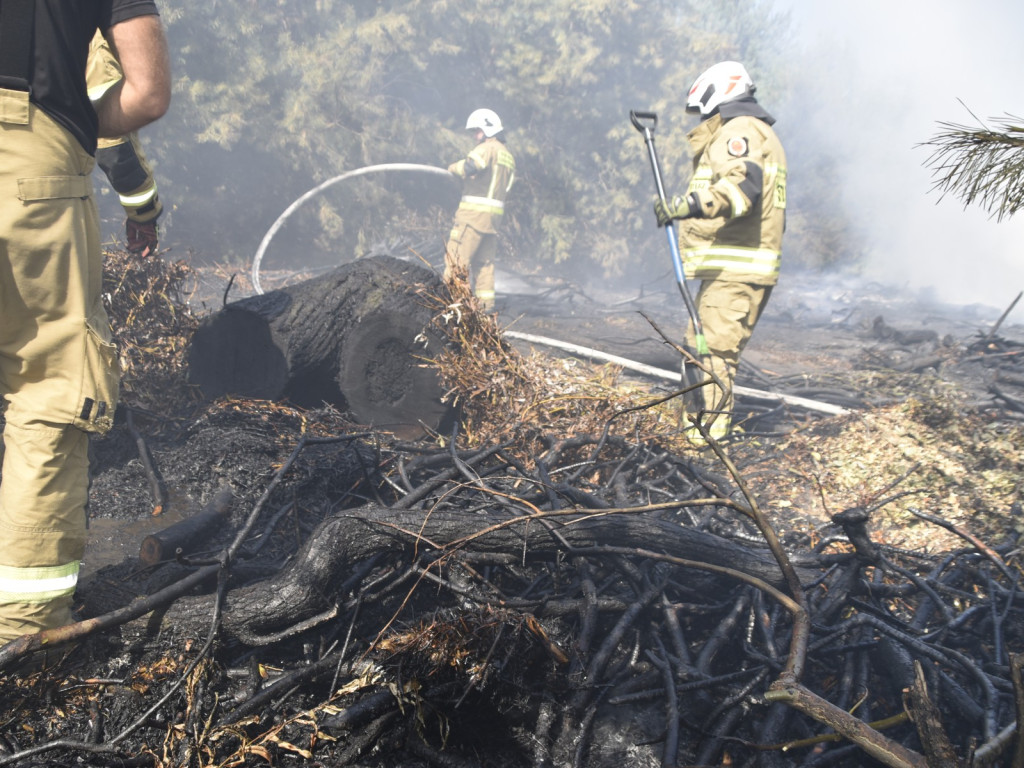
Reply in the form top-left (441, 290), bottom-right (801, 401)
top-left (726, 136), bottom-right (749, 157)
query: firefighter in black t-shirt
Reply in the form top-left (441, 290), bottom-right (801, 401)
top-left (0, 2), bottom-right (170, 645)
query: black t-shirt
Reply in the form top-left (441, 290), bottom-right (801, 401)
top-left (15, 0), bottom-right (159, 154)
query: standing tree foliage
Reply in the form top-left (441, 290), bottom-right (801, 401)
top-left (923, 110), bottom-right (1024, 221)
top-left (139, 0), bottom-right (808, 283)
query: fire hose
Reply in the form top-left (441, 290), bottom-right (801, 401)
top-left (503, 330), bottom-right (849, 417)
top-left (250, 163), bottom-right (457, 295)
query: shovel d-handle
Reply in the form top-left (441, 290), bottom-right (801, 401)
top-left (630, 109), bottom-right (670, 204)
top-left (629, 110), bottom-right (657, 133)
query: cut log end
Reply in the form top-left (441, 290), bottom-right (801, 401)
top-left (337, 312), bottom-right (453, 439)
top-left (138, 535), bottom-right (163, 566)
top-left (187, 255), bottom-right (455, 439)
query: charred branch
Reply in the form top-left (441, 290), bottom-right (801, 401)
top-left (138, 484), bottom-right (234, 565)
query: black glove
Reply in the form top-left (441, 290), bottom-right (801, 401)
top-left (654, 193), bottom-right (699, 226)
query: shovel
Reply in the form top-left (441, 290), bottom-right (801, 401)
top-left (629, 109), bottom-right (709, 409)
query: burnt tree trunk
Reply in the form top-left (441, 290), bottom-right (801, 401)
top-left (138, 504), bottom-right (817, 645)
top-left (187, 255), bottom-right (453, 438)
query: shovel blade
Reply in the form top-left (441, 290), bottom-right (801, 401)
top-left (681, 356), bottom-right (707, 414)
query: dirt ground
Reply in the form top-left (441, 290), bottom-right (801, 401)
top-left (490, 267), bottom-right (1024, 550)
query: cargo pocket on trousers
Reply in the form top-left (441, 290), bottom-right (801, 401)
top-left (73, 317), bottom-right (120, 434)
top-left (703, 294), bottom-right (751, 355)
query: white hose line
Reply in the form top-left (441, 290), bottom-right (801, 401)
top-left (502, 329), bottom-right (849, 417)
top-left (251, 163), bottom-right (456, 295)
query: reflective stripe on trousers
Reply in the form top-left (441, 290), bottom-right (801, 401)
top-left (0, 561), bottom-right (79, 603)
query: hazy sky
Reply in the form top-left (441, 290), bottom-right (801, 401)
top-left (770, 0), bottom-right (1024, 321)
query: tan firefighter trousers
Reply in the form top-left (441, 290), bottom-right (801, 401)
top-left (684, 280), bottom-right (772, 443)
top-left (445, 222), bottom-right (497, 310)
top-left (0, 89), bottom-right (119, 643)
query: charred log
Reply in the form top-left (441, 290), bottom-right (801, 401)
top-left (187, 255), bottom-right (454, 438)
top-left (138, 485), bottom-right (234, 565)
top-left (141, 503), bottom-right (813, 645)
top-left (871, 316), bottom-right (941, 346)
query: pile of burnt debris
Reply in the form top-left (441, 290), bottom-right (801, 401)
top-left (1, 254), bottom-right (1024, 768)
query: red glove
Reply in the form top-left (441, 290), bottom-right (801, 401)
top-left (126, 219), bottom-right (159, 258)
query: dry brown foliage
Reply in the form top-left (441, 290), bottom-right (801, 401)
top-left (101, 249), bottom-right (200, 420)
top-left (420, 270), bottom-right (692, 458)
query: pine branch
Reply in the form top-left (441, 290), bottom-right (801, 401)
top-left (922, 109), bottom-right (1024, 221)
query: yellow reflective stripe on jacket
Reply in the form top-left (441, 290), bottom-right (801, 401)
top-left (684, 245), bottom-right (781, 278)
top-left (119, 184), bottom-right (158, 208)
top-left (87, 80), bottom-right (118, 104)
top-left (770, 164), bottom-right (787, 209)
top-left (460, 194), bottom-right (505, 216)
top-left (0, 561), bottom-right (79, 603)
top-left (716, 178), bottom-right (749, 217)
top-left (691, 164), bottom-right (751, 218)
top-left (495, 149), bottom-right (515, 194)
top-left (691, 167), bottom-right (713, 187)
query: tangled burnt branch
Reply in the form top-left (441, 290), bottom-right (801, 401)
top-left (3, 257), bottom-right (1024, 767)
top-left (2, 421), bottom-right (1024, 768)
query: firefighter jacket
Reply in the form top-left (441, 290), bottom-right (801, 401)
top-left (86, 32), bottom-right (163, 223)
top-left (678, 100), bottom-right (787, 286)
top-left (449, 136), bottom-right (515, 235)
top-left (85, 31), bottom-right (122, 103)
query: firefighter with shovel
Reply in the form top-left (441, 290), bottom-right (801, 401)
top-left (637, 61), bottom-right (787, 444)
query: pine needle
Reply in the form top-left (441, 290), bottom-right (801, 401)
top-left (922, 103), bottom-right (1024, 221)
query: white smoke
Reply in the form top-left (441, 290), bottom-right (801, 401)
top-left (772, 0), bottom-right (1024, 322)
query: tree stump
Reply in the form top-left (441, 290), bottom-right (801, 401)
top-left (187, 255), bottom-right (454, 438)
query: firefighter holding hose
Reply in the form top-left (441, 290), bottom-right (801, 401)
top-left (445, 108), bottom-right (516, 311)
top-left (654, 61), bottom-right (787, 442)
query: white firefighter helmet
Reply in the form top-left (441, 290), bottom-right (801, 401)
top-left (686, 61), bottom-right (754, 116)
top-left (465, 108), bottom-right (504, 137)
